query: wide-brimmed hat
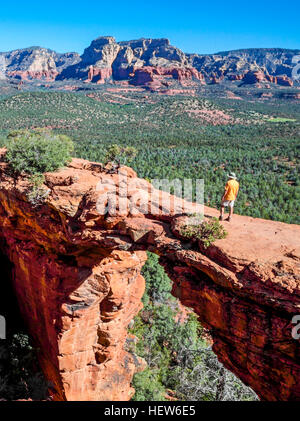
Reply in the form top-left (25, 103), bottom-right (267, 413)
top-left (227, 172), bottom-right (237, 180)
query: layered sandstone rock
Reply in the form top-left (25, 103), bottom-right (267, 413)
top-left (113, 38), bottom-right (188, 78)
top-left (2, 39), bottom-right (300, 88)
top-left (1, 47), bottom-right (80, 81)
top-left (276, 75), bottom-right (294, 87)
top-left (0, 152), bottom-right (300, 401)
top-left (59, 37), bottom-right (203, 88)
top-left (0, 156), bottom-right (147, 400)
top-left (81, 37), bottom-right (120, 68)
top-left (6, 70), bottom-right (59, 81)
top-left (58, 37), bottom-right (121, 81)
top-left (210, 72), bottom-right (225, 84)
top-left (242, 70), bottom-right (293, 86)
top-left (242, 70), bottom-right (267, 84)
top-left (129, 66), bottom-right (205, 90)
top-left (227, 73), bottom-right (244, 81)
top-left (87, 66), bottom-right (112, 84)
top-left (188, 48), bottom-right (300, 81)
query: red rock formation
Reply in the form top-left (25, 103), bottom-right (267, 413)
top-left (130, 66), bottom-right (205, 89)
top-left (242, 70), bottom-right (293, 87)
top-left (0, 151), bottom-right (300, 401)
top-left (167, 67), bottom-right (205, 83)
top-left (227, 74), bottom-right (244, 81)
top-left (130, 67), bottom-right (155, 86)
top-left (210, 72), bottom-right (225, 84)
top-left (7, 70), bottom-right (58, 81)
top-left (86, 66), bottom-right (113, 84)
top-left (266, 74), bottom-right (277, 83)
top-left (0, 155), bottom-right (147, 401)
top-left (242, 70), bottom-right (267, 84)
top-left (276, 75), bottom-right (294, 87)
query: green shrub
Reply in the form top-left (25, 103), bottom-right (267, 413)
top-left (104, 144), bottom-right (137, 166)
top-left (179, 217), bottom-right (228, 248)
top-left (5, 129), bottom-right (74, 175)
top-left (130, 252), bottom-right (257, 401)
top-left (131, 368), bottom-right (166, 401)
top-left (141, 252), bottom-right (173, 305)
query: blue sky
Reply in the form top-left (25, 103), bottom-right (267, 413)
top-left (1, 0), bottom-right (299, 54)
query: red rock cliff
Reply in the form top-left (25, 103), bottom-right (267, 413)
top-left (87, 66), bottom-right (113, 84)
top-left (0, 153), bottom-right (300, 401)
top-left (129, 66), bottom-right (205, 90)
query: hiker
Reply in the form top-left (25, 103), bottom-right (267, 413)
top-left (219, 172), bottom-right (239, 222)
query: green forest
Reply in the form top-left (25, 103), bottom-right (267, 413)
top-left (0, 89), bottom-right (299, 401)
top-left (0, 91), bottom-right (299, 223)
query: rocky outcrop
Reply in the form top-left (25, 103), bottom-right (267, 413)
top-left (0, 156), bottom-right (147, 401)
top-left (188, 48), bottom-right (300, 80)
top-left (0, 152), bottom-right (300, 401)
top-left (111, 38), bottom-right (189, 80)
top-left (87, 66), bottom-right (112, 84)
top-left (276, 75), bottom-right (294, 86)
top-left (129, 66), bottom-right (205, 90)
top-left (210, 72), bottom-right (225, 84)
top-left (242, 70), bottom-right (294, 86)
top-left (58, 37), bottom-right (120, 81)
top-left (5, 47), bottom-right (57, 81)
top-left (265, 74), bottom-right (278, 83)
top-left (58, 37), bottom-right (199, 87)
top-left (6, 70), bottom-right (59, 81)
top-left (242, 70), bottom-right (267, 84)
top-left (55, 52), bottom-right (81, 72)
top-left (1, 47), bottom-right (80, 81)
top-left (227, 73), bottom-right (244, 81)
top-left (81, 37), bottom-right (120, 68)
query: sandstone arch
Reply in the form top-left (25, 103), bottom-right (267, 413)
top-left (0, 153), bottom-right (300, 401)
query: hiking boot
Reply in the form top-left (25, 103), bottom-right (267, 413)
top-left (225, 216), bottom-right (231, 222)
top-left (219, 215), bottom-right (224, 221)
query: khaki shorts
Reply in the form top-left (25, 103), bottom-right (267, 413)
top-left (221, 200), bottom-right (235, 208)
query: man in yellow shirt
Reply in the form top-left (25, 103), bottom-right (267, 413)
top-left (219, 172), bottom-right (239, 222)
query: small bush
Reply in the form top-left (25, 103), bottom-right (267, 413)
top-left (104, 144), bottom-right (137, 166)
top-left (26, 174), bottom-right (50, 207)
top-left (131, 368), bottom-right (166, 401)
top-left (5, 129), bottom-right (74, 175)
top-left (179, 217), bottom-right (227, 248)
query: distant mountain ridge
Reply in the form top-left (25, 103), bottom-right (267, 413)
top-left (0, 36), bottom-right (299, 88)
top-left (0, 46), bottom-right (80, 81)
